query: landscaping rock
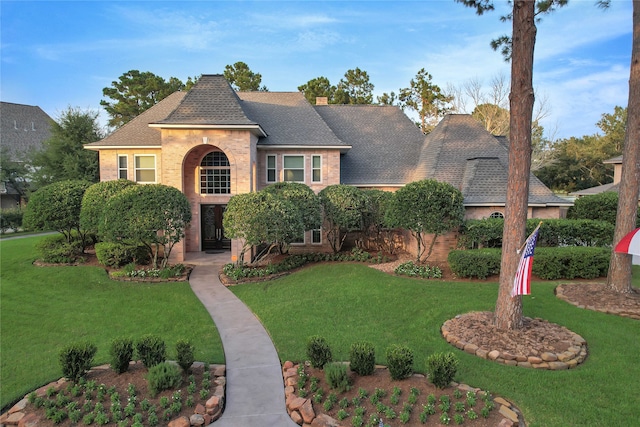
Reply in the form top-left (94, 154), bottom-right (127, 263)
top-left (168, 415), bottom-right (190, 427)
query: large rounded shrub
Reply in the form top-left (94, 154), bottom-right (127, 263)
top-left (80, 179), bottom-right (136, 237)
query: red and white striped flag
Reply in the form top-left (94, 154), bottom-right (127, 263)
top-left (511, 224), bottom-right (541, 297)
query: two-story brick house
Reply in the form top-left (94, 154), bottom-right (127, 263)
top-left (86, 74), bottom-right (570, 263)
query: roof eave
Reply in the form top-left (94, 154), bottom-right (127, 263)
top-left (84, 145), bottom-right (160, 151)
top-left (148, 123), bottom-right (267, 137)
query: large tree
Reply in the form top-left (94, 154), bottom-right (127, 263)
top-left (0, 146), bottom-right (31, 205)
top-left (458, 0), bottom-right (567, 330)
top-left (101, 70), bottom-right (191, 128)
top-left (224, 61), bottom-right (267, 91)
top-left (399, 68), bottom-right (454, 133)
top-left (298, 77), bottom-right (336, 105)
top-left (31, 107), bottom-right (101, 188)
top-left (335, 68), bottom-right (374, 104)
top-left (607, 1), bottom-right (639, 294)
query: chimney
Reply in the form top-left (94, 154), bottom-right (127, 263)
top-left (315, 97), bottom-right (328, 105)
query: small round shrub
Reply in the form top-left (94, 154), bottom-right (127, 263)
top-left (306, 335), bottom-right (332, 368)
top-left (349, 341), bottom-right (375, 376)
top-left (136, 335), bottom-right (166, 368)
top-left (426, 352), bottom-right (459, 389)
top-left (35, 233), bottom-right (84, 264)
top-left (324, 362), bottom-right (351, 392)
top-left (109, 338), bottom-right (134, 374)
top-left (146, 362), bottom-right (182, 397)
top-left (59, 341), bottom-right (97, 382)
top-left (175, 339), bottom-right (195, 372)
top-left (385, 344), bottom-right (413, 380)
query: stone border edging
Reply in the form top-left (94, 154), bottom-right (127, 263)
top-left (442, 314), bottom-right (588, 370)
top-left (281, 360), bottom-right (525, 427)
top-left (555, 284), bottom-right (640, 320)
top-left (0, 361), bottom-right (226, 427)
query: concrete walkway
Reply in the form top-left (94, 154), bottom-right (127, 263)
top-left (186, 252), bottom-right (298, 427)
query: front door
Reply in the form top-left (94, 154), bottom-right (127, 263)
top-left (201, 204), bottom-right (230, 251)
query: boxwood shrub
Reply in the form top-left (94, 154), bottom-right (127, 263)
top-left (95, 241), bottom-right (149, 267)
top-left (448, 247), bottom-right (611, 280)
top-left (35, 233), bottom-right (85, 264)
top-left (349, 341), bottom-right (375, 376)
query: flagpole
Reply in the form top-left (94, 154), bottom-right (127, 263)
top-left (517, 221), bottom-right (542, 254)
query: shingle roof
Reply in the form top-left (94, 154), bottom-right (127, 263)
top-left (0, 102), bottom-right (53, 160)
top-left (238, 92), bottom-right (347, 147)
top-left (156, 75), bottom-right (255, 125)
top-left (85, 91), bottom-right (186, 148)
top-left (413, 114), bottom-right (570, 206)
top-left (314, 105), bottom-right (425, 185)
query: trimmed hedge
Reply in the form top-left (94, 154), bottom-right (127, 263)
top-left (448, 247), bottom-right (611, 280)
top-left (35, 233), bottom-right (85, 264)
top-left (457, 218), bottom-right (615, 249)
top-left (95, 241), bottom-right (149, 267)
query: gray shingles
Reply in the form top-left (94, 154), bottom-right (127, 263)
top-left (314, 105), bottom-right (425, 185)
top-left (0, 102), bottom-right (53, 159)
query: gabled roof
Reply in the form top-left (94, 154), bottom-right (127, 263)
top-left (0, 102), bottom-right (53, 160)
top-left (86, 91), bottom-right (186, 149)
top-left (314, 104), bottom-right (425, 186)
top-left (238, 92), bottom-right (348, 149)
top-left (413, 114), bottom-right (570, 206)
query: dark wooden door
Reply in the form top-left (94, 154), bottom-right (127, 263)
top-left (201, 204), bottom-right (230, 250)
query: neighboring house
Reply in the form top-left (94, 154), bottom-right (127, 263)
top-left (85, 74), bottom-right (570, 263)
top-left (570, 155), bottom-right (640, 201)
top-left (0, 102), bottom-right (53, 209)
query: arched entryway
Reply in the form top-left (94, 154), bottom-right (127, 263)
top-left (198, 151), bottom-right (232, 251)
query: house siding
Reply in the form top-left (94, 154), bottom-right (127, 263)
top-left (256, 149), bottom-right (341, 192)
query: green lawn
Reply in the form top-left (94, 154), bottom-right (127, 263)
top-left (0, 236), bottom-right (224, 410)
top-left (231, 263), bottom-right (640, 427)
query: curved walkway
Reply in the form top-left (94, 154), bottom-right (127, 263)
top-left (186, 252), bottom-right (298, 427)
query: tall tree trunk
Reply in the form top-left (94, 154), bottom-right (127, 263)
top-left (607, 1), bottom-right (640, 293)
top-left (494, 0), bottom-right (536, 330)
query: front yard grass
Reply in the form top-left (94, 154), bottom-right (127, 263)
top-left (231, 262), bottom-right (640, 427)
top-left (0, 236), bottom-right (224, 410)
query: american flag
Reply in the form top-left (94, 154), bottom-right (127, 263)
top-left (511, 224), bottom-right (541, 297)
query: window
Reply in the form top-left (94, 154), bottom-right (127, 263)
top-left (266, 155), bottom-right (277, 183)
top-left (312, 155), bottom-right (321, 182)
top-left (312, 228), bottom-right (322, 244)
top-left (118, 155), bottom-right (128, 179)
top-left (134, 155), bottom-right (156, 183)
top-left (489, 212), bottom-right (504, 219)
top-left (200, 151), bottom-right (231, 194)
top-left (283, 155), bottom-right (304, 182)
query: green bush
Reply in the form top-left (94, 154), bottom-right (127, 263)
top-left (35, 233), bottom-right (85, 264)
top-left (386, 345), bottom-right (413, 380)
top-left (59, 342), bottom-right (97, 382)
top-left (447, 249), bottom-right (501, 279)
top-left (306, 335), bottom-right (333, 369)
top-left (349, 342), bottom-right (375, 376)
top-left (175, 339), bottom-right (195, 372)
top-left (95, 242), bottom-right (149, 267)
top-left (324, 362), bottom-right (351, 392)
top-left (80, 179), bottom-right (137, 236)
top-left (0, 208), bottom-right (23, 233)
top-left (109, 338), bottom-right (134, 374)
top-left (533, 247), bottom-right (611, 279)
top-left (146, 362), bottom-right (182, 397)
top-left (426, 352), bottom-right (458, 389)
top-left (136, 335), bottom-right (166, 369)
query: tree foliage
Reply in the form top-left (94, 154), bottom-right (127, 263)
top-left (360, 189), bottom-right (396, 252)
top-left (261, 182), bottom-right (322, 231)
top-left (223, 61), bottom-right (267, 91)
top-left (100, 184), bottom-right (192, 268)
top-left (23, 179), bottom-right (92, 244)
top-left (30, 107), bottom-right (101, 188)
top-left (385, 179), bottom-right (464, 263)
top-left (101, 70), bottom-right (195, 128)
top-left (0, 146), bottom-right (31, 205)
top-left (399, 68), bottom-right (454, 133)
top-left (80, 179), bottom-right (137, 237)
top-left (568, 192), bottom-right (640, 227)
top-left (318, 185), bottom-right (366, 253)
top-left (298, 68), bottom-right (374, 105)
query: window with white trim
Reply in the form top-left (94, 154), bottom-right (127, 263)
top-left (312, 155), bottom-right (321, 183)
top-left (118, 155), bottom-right (128, 179)
top-left (134, 155), bottom-right (156, 183)
top-left (267, 155), bottom-right (277, 183)
top-left (200, 151), bottom-right (231, 194)
top-left (312, 228), bottom-right (322, 244)
top-left (283, 155), bottom-right (304, 182)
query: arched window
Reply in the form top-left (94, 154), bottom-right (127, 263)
top-left (200, 151), bottom-right (230, 194)
top-left (489, 211), bottom-right (504, 219)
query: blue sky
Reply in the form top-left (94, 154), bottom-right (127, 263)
top-left (1, 0), bottom-right (632, 140)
